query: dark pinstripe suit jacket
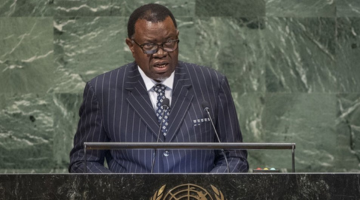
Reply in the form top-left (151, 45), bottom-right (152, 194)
top-left (69, 61), bottom-right (248, 173)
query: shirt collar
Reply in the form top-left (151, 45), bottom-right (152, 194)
top-left (138, 66), bottom-right (174, 91)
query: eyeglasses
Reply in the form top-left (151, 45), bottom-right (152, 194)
top-left (132, 39), bottom-right (180, 55)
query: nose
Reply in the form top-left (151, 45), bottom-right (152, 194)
top-left (153, 46), bottom-right (167, 57)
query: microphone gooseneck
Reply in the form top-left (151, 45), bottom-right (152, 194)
top-left (202, 101), bottom-right (230, 173)
top-left (151, 97), bottom-right (170, 173)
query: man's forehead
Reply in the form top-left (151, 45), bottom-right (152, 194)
top-left (135, 17), bottom-right (175, 29)
top-left (134, 17), bottom-right (177, 38)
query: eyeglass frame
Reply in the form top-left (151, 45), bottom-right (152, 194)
top-left (131, 39), bottom-right (180, 55)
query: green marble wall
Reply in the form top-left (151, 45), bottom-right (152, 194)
top-left (0, 0), bottom-right (359, 173)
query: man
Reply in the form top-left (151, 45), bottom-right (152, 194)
top-left (69, 3), bottom-right (248, 173)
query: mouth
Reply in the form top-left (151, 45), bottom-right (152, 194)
top-left (152, 62), bottom-right (169, 73)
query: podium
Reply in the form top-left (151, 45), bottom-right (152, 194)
top-left (1, 173), bottom-right (360, 199)
top-left (2, 143), bottom-right (357, 199)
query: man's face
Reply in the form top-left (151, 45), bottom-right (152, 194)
top-left (126, 16), bottom-right (179, 81)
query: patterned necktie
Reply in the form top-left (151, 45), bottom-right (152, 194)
top-left (154, 84), bottom-right (170, 136)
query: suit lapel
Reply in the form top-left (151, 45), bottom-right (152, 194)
top-left (167, 62), bottom-right (194, 142)
top-left (125, 63), bottom-right (161, 141)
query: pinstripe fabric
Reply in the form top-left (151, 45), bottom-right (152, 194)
top-left (69, 61), bottom-right (249, 173)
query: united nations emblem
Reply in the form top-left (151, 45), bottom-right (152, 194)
top-left (150, 184), bottom-right (225, 200)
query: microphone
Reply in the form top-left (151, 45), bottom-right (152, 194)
top-left (202, 101), bottom-right (230, 173)
top-left (151, 97), bottom-right (170, 173)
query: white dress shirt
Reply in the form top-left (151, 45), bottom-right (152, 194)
top-left (138, 66), bottom-right (174, 111)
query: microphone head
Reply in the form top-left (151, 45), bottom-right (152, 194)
top-left (162, 98), bottom-right (170, 108)
top-left (201, 101), bottom-right (210, 111)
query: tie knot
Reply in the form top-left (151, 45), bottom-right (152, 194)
top-left (154, 84), bottom-right (166, 95)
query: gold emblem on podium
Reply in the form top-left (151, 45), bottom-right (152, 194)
top-left (151, 184), bottom-right (225, 200)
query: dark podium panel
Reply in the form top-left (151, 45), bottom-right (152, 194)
top-left (0, 173), bottom-right (359, 199)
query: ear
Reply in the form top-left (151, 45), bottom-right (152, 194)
top-left (125, 38), bottom-right (135, 57)
top-left (176, 30), bottom-right (179, 38)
